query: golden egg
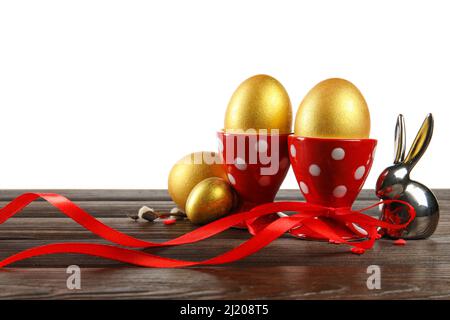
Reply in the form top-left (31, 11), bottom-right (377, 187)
top-left (224, 74), bottom-right (292, 134)
top-left (294, 78), bottom-right (370, 139)
top-left (185, 177), bottom-right (234, 225)
top-left (168, 152), bottom-right (227, 212)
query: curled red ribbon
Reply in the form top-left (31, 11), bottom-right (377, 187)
top-left (0, 193), bottom-right (415, 268)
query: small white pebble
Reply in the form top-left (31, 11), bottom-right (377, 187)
top-left (170, 207), bottom-right (183, 214)
top-left (138, 206), bottom-right (155, 219)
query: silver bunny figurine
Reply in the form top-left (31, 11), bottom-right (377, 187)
top-left (376, 114), bottom-right (439, 239)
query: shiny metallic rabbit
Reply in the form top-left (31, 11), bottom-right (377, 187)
top-left (376, 114), bottom-right (439, 239)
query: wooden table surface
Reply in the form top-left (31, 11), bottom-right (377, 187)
top-left (0, 189), bottom-right (448, 300)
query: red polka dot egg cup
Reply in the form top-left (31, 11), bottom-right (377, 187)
top-left (288, 135), bottom-right (377, 240)
top-left (217, 130), bottom-right (291, 235)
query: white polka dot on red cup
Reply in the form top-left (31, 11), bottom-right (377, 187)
top-left (256, 139), bottom-right (268, 153)
top-left (234, 157), bottom-right (247, 171)
top-left (372, 147), bottom-right (377, 159)
top-left (309, 164), bottom-right (321, 176)
top-left (354, 165), bottom-right (366, 180)
top-left (300, 181), bottom-right (309, 194)
top-left (227, 173), bottom-right (236, 185)
top-left (331, 148), bottom-right (345, 160)
top-left (290, 145), bottom-right (296, 158)
top-left (333, 185), bottom-right (347, 198)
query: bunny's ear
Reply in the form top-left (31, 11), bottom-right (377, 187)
top-left (394, 114), bottom-right (406, 164)
top-left (403, 114), bottom-right (434, 169)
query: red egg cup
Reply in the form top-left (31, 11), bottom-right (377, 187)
top-left (217, 131), bottom-right (291, 234)
top-left (288, 135), bottom-right (377, 240)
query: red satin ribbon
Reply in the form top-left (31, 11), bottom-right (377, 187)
top-left (0, 193), bottom-right (415, 268)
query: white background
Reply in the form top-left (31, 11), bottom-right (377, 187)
top-left (0, 0), bottom-right (449, 189)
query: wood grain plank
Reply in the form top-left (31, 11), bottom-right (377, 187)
top-left (0, 201), bottom-right (176, 218)
top-left (0, 235), bottom-right (449, 268)
top-left (0, 265), bottom-right (449, 299)
top-left (0, 188), bottom-right (448, 300)
top-left (1, 189), bottom-right (447, 201)
top-left (1, 212), bottom-right (449, 241)
top-left (0, 218), bottom-right (247, 240)
top-left (2, 198), bottom-right (449, 218)
top-left (0, 190), bottom-right (171, 201)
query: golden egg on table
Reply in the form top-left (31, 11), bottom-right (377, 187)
top-left (168, 151), bottom-right (227, 212)
top-left (224, 74), bottom-right (292, 133)
top-left (185, 177), bottom-right (235, 225)
top-left (294, 78), bottom-right (370, 139)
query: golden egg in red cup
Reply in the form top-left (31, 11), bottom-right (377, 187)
top-left (219, 74), bottom-right (292, 234)
top-left (288, 78), bottom-right (377, 240)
